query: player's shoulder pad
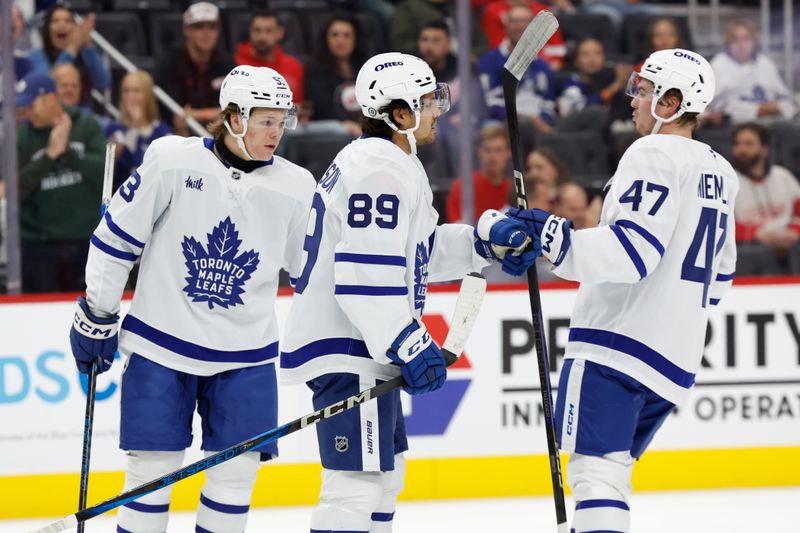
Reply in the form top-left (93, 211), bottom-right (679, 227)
top-left (270, 155), bottom-right (316, 186)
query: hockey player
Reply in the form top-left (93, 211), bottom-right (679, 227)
top-left (280, 52), bottom-right (539, 533)
top-left (507, 48), bottom-right (738, 533)
top-left (68, 65), bottom-right (315, 533)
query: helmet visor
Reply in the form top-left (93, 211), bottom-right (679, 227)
top-left (421, 83), bottom-right (451, 115)
top-left (625, 72), bottom-right (655, 100)
top-left (246, 105), bottom-right (298, 131)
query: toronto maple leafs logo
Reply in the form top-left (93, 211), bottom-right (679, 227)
top-left (181, 217), bottom-right (260, 309)
top-left (414, 240), bottom-right (430, 312)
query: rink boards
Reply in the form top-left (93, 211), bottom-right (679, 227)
top-left (0, 278), bottom-right (798, 518)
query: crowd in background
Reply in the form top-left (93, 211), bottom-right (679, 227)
top-left (1, 0), bottom-right (799, 292)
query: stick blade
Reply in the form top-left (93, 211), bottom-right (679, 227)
top-left (503, 10), bottom-right (559, 80)
top-left (442, 272), bottom-right (487, 361)
top-left (29, 514), bottom-right (78, 533)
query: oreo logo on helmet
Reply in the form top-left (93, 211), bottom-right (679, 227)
top-left (673, 50), bottom-right (701, 64)
top-left (375, 61), bottom-right (404, 71)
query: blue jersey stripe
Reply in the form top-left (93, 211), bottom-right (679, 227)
top-left (280, 337), bottom-right (371, 369)
top-left (335, 253), bottom-right (407, 266)
top-left (335, 285), bottom-right (408, 296)
top-left (121, 315), bottom-right (278, 364)
top-left (716, 272), bottom-right (735, 282)
top-left (575, 499), bottom-right (630, 511)
top-left (104, 211), bottom-right (145, 248)
top-left (610, 225), bottom-right (647, 279)
top-left (568, 328), bottom-right (696, 389)
top-left (710, 298), bottom-right (721, 306)
top-left (199, 494), bottom-right (249, 514)
top-left (123, 501), bottom-right (170, 513)
top-left (371, 511), bottom-right (396, 522)
top-left (90, 235), bottom-right (139, 262)
top-left (117, 527), bottom-right (135, 533)
top-left (616, 219), bottom-right (665, 256)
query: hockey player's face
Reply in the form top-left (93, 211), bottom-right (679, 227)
top-left (630, 79), bottom-right (656, 135)
top-left (413, 93), bottom-right (442, 146)
top-left (242, 108), bottom-right (288, 160)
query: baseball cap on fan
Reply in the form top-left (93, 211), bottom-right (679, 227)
top-left (16, 72), bottom-right (56, 107)
top-left (183, 2), bottom-right (219, 27)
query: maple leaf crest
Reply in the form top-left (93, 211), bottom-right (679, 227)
top-left (414, 240), bottom-right (430, 312)
top-left (181, 217), bottom-right (260, 309)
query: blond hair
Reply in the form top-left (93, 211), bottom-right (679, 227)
top-left (119, 70), bottom-right (160, 127)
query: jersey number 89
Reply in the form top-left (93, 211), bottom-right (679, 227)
top-left (347, 193), bottom-right (399, 229)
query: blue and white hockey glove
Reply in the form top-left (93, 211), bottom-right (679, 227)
top-left (70, 296), bottom-right (118, 374)
top-left (507, 208), bottom-right (573, 267)
top-left (387, 320), bottom-right (447, 395)
top-left (474, 209), bottom-right (541, 276)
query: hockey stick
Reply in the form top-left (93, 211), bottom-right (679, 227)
top-left (33, 272), bottom-right (487, 533)
top-left (502, 11), bottom-right (569, 533)
top-left (76, 142), bottom-right (116, 533)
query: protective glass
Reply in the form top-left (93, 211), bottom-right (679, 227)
top-left (625, 72), bottom-right (655, 100)
top-left (421, 83), bottom-right (451, 114)
top-left (246, 105), bottom-right (298, 131)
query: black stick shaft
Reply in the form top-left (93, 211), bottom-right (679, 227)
top-left (77, 361), bottom-right (98, 533)
top-left (502, 70), bottom-right (568, 529)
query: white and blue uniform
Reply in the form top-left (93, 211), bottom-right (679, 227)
top-left (86, 134), bottom-right (315, 533)
top-left (552, 134), bottom-right (738, 532)
top-left (280, 135), bottom-right (487, 533)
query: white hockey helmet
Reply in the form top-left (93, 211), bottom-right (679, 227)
top-left (627, 48), bottom-right (715, 134)
top-left (219, 65), bottom-right (297, 159)
top-left (355, 52), bottom-right (450, 153)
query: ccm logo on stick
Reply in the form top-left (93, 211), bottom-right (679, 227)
top-left (375, 61), bottom-right (403, 71)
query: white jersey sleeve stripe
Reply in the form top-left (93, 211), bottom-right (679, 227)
top-left (334, 285), bottom-right (409, 296)
top-left (334, 253), bottom-right (407, 267)
top-left (104, 211), bottom-right (146, 248)
top-left (568, 327), bottom-right (696, 389)
top-left (90, 235), bottom-right (140, 262)
top-left (609, 225), bottom-right (648, 279)
top-left (616, 219), bottom-right (665, 256)
top-left (122, 314), bottom-right (279, 363)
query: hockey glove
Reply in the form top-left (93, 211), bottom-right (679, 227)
top-left (70, 296), bottom-right (119, 374)
top-left (387, 320), bottom-right (447, 395)
top-left (474, 209), bottom-right (541, 276)
top-left (507, 208), bottom-right (573, 266)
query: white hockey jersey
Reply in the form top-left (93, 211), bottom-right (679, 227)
top-left (554, 135), bottom-right (738, 405)
top-left (280, 137), bottom-right (489, 384)
top-left (709, 52), bottom-right (798, 123)
top-left (86, 136), bottom-right (315, 376)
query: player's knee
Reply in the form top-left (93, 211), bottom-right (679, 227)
top-left (568, 451), bottom-right (634, 502)
top-left (202, 451), bottom-right (260, 502)
top-left (319, 468), bottom-right (384, 516)
top-left (380, 453), bottom-right (406, 503)
top-left (124, 450), bottom-right (185, 490)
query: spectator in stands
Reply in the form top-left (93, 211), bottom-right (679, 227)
top-left (480, 0), bottom-right (566, 70)
top-left (731, 123), bottom-right (800, 274)
top-left (416, 19), bottom-right (487, 181)
top-left (554, 182), bottom-right (601, 229)
top-left (0, 4), bottom-right (33, 98)
top-left (155, 2), bottom-right (234, 136)
top-left (15, 72), bottom-right (106, 293)
top-left (638, 17), bottom-right (684, 68)
top-left (558, 37), bottom-right (631, 125)
top-left (580, 0), bottom-right (655, 32)
top-left (526, 146), bottom-right (569, 206)
top-left (446, 125), bottom-right (512, 223)
top-left (106, 71), bottom-right (172, 190)
top-left (234, 10), bottom-right (304, 105)
top-left (51, 62), bottom-right (82, 108)
top-left (29, 5), bottom-right (110, 104)
top-left (479, 4), bottom-right (555, 142)
top-left (391, 0), bottom-right (487, 58)
top-left (304, 14), bottom-right (366, 136)
top-left (708, 19), bottom-right (797, 125)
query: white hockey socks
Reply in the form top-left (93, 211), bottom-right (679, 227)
top-left (568, 451), bottom-right (634, 533)
top-left (117, 450), bottom-right (185, 533)
top-left (369, 454), bottom-right (406, 533)
top-left (196, 451), bottom-right (260, 533)
top-left (311, 469), bottom-right (384, 533)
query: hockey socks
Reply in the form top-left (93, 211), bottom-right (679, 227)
top-left (195, 451), bottom-right (259, 533)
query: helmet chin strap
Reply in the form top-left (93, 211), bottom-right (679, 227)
top-left (223, 114), bottom-right (255, 160)
top-left (381, 109), bottom-right (422, 155)
top-left (649, 95), bottom-right (685, 135)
